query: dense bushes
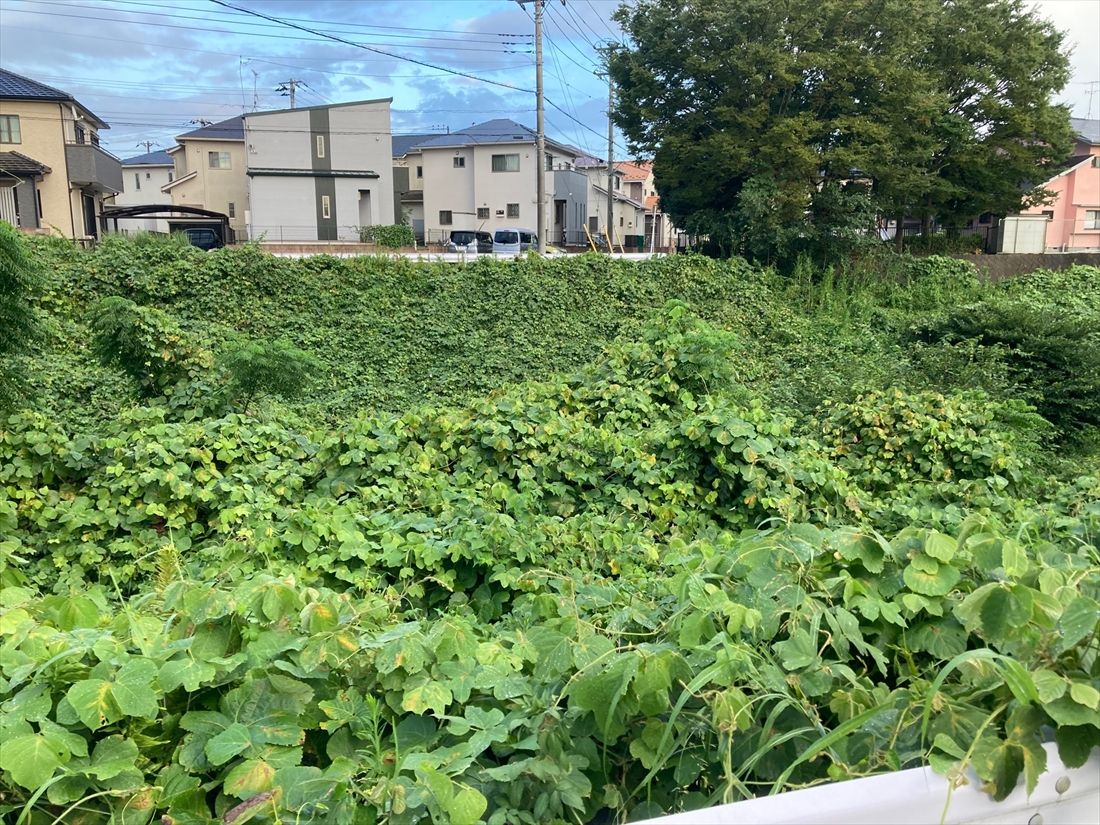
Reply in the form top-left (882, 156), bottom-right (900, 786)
top-left (358, 223), bottom-right (416, 247)
top-left (0, 222), bottom-right (41, 410)
top-left (1, 235), bottom-right (1098, 822)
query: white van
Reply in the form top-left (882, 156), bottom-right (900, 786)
top-left (493, 227), bottom-right (538, 255)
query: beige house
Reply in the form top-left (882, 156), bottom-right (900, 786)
top-left (615, 160), bottom-right (678, 250)
top-left (409, 119), bottom-right (589, 246)
top-left (577, 158), bottom-right (647, 247)
top-left (0, 68), bottom-right (122, 239)
top-left (163, 116), bottom-right (247, 239)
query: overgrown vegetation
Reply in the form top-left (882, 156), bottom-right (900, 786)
top-left (1, 232), bottom-right (1097, 823)
top-left (358, 224), bottom-right (416, 248)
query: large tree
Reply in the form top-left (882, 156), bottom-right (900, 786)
top-left (608, 0), bottom-right (1074, 262)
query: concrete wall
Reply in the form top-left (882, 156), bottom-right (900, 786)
top-left (956, 252), bottom-right (1100, 281)
top-left (167, 139), bottom-right (248, 237)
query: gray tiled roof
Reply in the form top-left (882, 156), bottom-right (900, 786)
top-left (0, 150), bottom-right (51, 176)
top-left (121, 149), bottom-right (174, 166)
top-left (1071, 118), bottom-right (1100, 145)
top-left (0, 68), bottom-right (71, 101)
top-left (178, 115), bottom-right (245, 141)
top-left (392, 133), bottom-right (436, 157)
top-left (0, 68), bottom-right (108, 127)
top-left (412, 119), bottom-right (579, 156)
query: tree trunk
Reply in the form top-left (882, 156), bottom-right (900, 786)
top-left (894, 211), bottom-right (904, 253)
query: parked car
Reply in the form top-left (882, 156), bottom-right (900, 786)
top-left (180, 227), bottom-right (224, 251)
top-left (445, 230), bottom-right (494, 253)
top-left (493, 227), bottom-right (538, 255)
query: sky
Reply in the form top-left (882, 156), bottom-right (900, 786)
top-left (0, 0), bottom-right (1096, 163)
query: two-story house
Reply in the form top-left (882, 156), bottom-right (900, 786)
top-left (411, 119), bottom-right (588, 246)
top-left (115, 149), bottom-right (174, 234)
top-left (392, 132), bottom-right (436, 242)
top-left (163, 116), bottom-right (247, 240)
top-left (0, 68), bottom-right (122, 239)
top-left (576, 156), bottom-right (646, 246)
top-left (615, 160), bottom-right (678, 250)
top-left (1016, 118), bottom-right (1100, 251)
top-left (245, 98), bottom-right (395, 242)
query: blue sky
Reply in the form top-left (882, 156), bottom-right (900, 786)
top-left (0, 0), bottom-right (1096, 163)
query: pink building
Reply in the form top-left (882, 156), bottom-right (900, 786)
top-left (1020, 118), bottom-right (1100, 251)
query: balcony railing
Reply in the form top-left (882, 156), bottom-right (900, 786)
top-left (65, 142), bottom-right (123, 194)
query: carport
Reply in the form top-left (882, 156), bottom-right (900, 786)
top-left (102, 204), bottom-right (233, 244)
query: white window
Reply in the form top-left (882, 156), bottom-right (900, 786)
top-left (316, 135), bottom-right (325, 158)
top-left (1087, 210), bottom-right (1100, 230)
top-left (491, 153), bottom-right (520, 173)
top-left (439, 210), bottom-right (452, 225)
top-left (321, 195), bottom-right (331, 220)
top-left (477, 207), bottom-right (489, 219)
top-left (0, 114), bottom-right (20, 144)
top-left (453, 156), bottom-right (465, 168)
top-left (146, 172), bottom-right (151, 179)
top-left (208, 151), bottom-right (232, 169)
top-left (228, 202), bottom-right (236, 218)
top-left (134, 173), bottom-right (141, 191)
top-left (506, 203), bottom-right (520, 219)
top-left (545, 153), bottom-right (554, 171)
top-left (416, 165), bottom-right (423, 178)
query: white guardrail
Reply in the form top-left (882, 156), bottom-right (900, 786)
top-left (637, 743), bottom-right (1099, 825)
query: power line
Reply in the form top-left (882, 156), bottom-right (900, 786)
top-left (207, 0), bottom-right (537, 95)
top-left (0, 24), bottom-right (531, 76)
top-left (542, 8), bottom-right (601, 71)
top-left (584, 0), bottom-right (622, 42)
top-left (2, 2), bottom-right (533, 54)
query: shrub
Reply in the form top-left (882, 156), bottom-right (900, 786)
top-left (219, 336), bottom-right (322, 408)
top-left (819, 389), bottom-right (1044, 494)
top-left (0, 221), bottom-right (41, 409)
top-left (910, 301), bottom-right (1100, 434)
top-left (88, 296), bottom-right (211, 396)
top-left (357, 223), bottom-right (415, 248)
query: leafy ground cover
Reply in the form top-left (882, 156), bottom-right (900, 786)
top-left (1, 235), bottom-right (1098, 823)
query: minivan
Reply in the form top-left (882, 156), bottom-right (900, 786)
top-left (493, 227), bottom-right (538, 255)
top-left (180, 227), bottom-right (223, 251)
top-left (446, 230), bottom-right (493, 253)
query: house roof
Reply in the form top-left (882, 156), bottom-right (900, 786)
top-left (413, 119), bottom-right (578, 155)
top-left (615, 160), bottom-right (652, 181)
top-left (245, 97), bottom-right (393, 119)
top-left (121, 149), bottom-right (174, 166)
top-left (1070, 117), bottom-right (1100, 145)
top-left (177, 115), bottom-right (245, 142)
top-left (592, 185), bottom-right (645, 209)
top-left (0, 150), bottom-right (50, 176)
top-left (0, 67), bottom-right (108, 128)
top-left (392, 133), bottom-right (436, 158)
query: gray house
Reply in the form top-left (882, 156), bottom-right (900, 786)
top-left (244, 98), bottom-right (395, 242)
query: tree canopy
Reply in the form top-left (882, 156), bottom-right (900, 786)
top-left (608, 0), bottom-right (1074, 263)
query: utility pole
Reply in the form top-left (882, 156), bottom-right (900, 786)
top-left (516, 0), bottom-right (548, 253)
top-left (136, 140), bottom-right (157, 154)
top-left (277, 79), bottom-right (302, 109)
top-left (606, 71), bottom-right (614, 251)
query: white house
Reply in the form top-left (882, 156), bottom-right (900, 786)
top-left (410, 119), bottom-right (589, 246)
top-left (577, 156), bottom-right (647, 247)
top-left (244, 98), bottom-right (395, 242)
top-left (114, 149), bottom-right (174, 234)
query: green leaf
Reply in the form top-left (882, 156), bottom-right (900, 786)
top-left (1054, 725), bottom-right (1100, 768)
top-left (83, 735), bottom-right (140, 780)
top-left (159, 657), bottom-right (217, 692)
top-left (66, 679), bottom-right (121, 731)
top-left (1058, 596), bottom-right (1099, 652)
top-left (224, 758), bottom-right (276, 799)
top-left (924, 531), bottom-right (956, 562)
top-left (205, 722), bottom-right (255, 765)
top-left (1044, 696), bottom-right (1100, 728)
top-left (774, 628), bottom-right (819, 670)
top-left (569, 653), bottom-right (640, 738)
top-left (111, 659), bottom-right (160, 718)
top-left (401, 679), bottom-right (452, 717)
top-left (904, 560), bottom-right (961, 597)
top-left (1000, 539), bottom-right (1028, 578)
top-left (1069, 682), bottom-right (1100, 711)
top-left (0, 733), bottom-right (64, 790)
top-left (1031, 669), bottom-right (1067, 703)
top-left (972, 737), bottom-right (1023, 802)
